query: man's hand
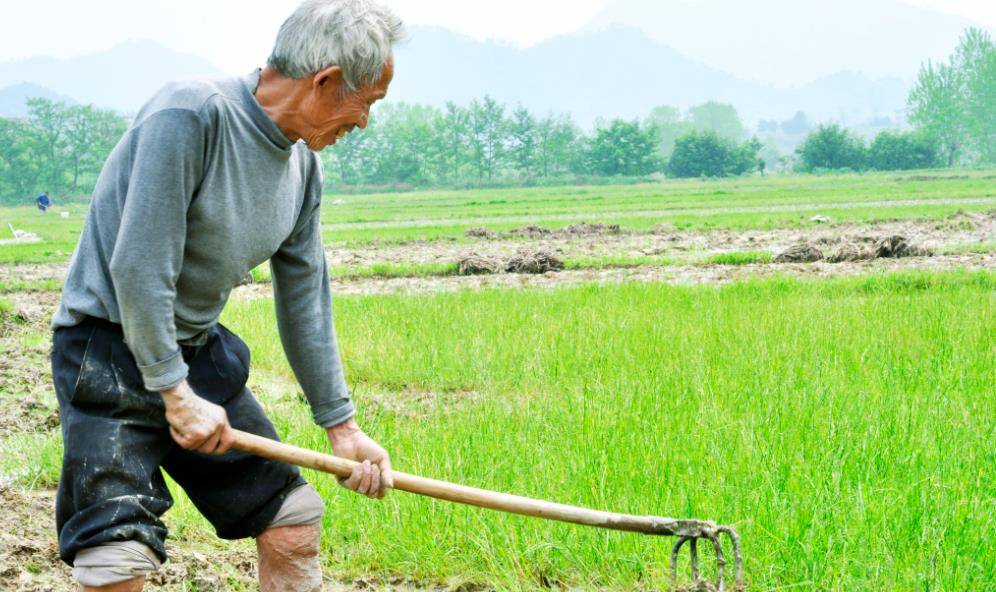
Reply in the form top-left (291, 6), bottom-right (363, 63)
top-left (161, 380), bottom-right (234, 454)
top-left (327, 418), bottom-right (393, 499)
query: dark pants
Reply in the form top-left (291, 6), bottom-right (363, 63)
top-left (51, 317), bottom-right (304, 565)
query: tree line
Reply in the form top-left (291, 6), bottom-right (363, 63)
top-left (795, 27), bottom-right (995, 173)
top-left (0, 27), bottom-right (991, 204)
top-left (0, 99), bottom-right (126, 204)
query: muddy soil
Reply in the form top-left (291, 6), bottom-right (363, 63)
top-left (4, 211), bottom-right (994, 287)
top-left (325, 210), bottom-right (995, 270)
top-left (225, 253), bottom-right (996, 299)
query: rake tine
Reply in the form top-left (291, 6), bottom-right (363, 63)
top-left (670, 536), bottom-right (691, 584)
top-left (707, 531), bottom-right (726, 592)
top-left (689, 537), bottom-right (699, 581)
top-left (718, 526), bottom-right (744, 587)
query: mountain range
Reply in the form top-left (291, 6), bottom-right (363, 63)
top-left (389, 25), bottom-right (912, 127)
top-left (0, 40), bottom-right (224, 115)
top-left (585, 0), bottom-right (984, 87)
top-left (1, 0), bottom-right (987, 129)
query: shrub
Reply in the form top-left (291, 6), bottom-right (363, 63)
top-left (796, 124), bottom-right (867, 172)
top-left (667, 131), bottom-right (762, 178)
top-left (867, 130), bottom-right (940, 170)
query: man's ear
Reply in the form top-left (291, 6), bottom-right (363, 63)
top-left (313, 65), bottom-right (345, 94)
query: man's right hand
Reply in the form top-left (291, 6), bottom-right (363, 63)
top-left (160, 380), bottom-right (234, 454)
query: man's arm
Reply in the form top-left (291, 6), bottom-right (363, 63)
top-left (270, 168), bottom-right (392, 498)
top-left (107, 108), bottom-right (233, 454)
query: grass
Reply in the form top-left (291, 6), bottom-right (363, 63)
top-left (319, 169), bottom-right (996, 245)
top-left (47, 270), bottom-right (975, 591)
top-left (704, 250), bottom-right (772, 265)
top-left (0, 278), bottom-right (62, 293)
top-left (2, 271), bottom-right (992, 589)
top-left (0, 204), bottom-right (85, 264)
top-left (938, 241), bottom-right (996, 255)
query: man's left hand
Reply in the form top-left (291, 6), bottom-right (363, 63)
top-left (327, 418), bottom-right (393, 499)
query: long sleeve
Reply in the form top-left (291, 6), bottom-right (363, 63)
top-left (108, 109), bottom-right (206, 391)
top-left (270, 171), bottom-right (354, 428)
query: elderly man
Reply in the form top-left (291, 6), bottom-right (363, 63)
top-left (49, 1), bottom-right (403, 590)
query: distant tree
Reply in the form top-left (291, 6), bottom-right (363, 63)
top-left (758, 135), bottom-right (782, 173)
top-left (587, 119), bottom-right (659, 176)
top-left (795, 124), bottom-right (866, 172)
top-left (435, 102), bottom-right (471, 182)
top-left (0, 117), bottom-right (43, 201)
top-left (25, 98), bottom-right (73, 192)
top-left (535, 113), bottom-right (581, 179)
top-left (909, 27), bottom-right (996, 165)
top-left (780, 111), bottom-right (810, 135)
top-left (667, 130), bottom-right (761, 178)
top-left (688, 101), bottom-right (745, 141)
top-left (908, 61), bottom-right (967, 166)
top-left (644, 105), bottom-right (693, 160)
top-left (467, 96), bottom-right (506, 180)
top-left (867, 130), bottom-right (939, 170)
top-left (955, 28), bottom-right (996, 163)
top-left (507, 106), bottom-right (537, 179)
top-left (757, 119), bottom-right (780, 134)
top-left (63, 104), bottom-right (127, 192)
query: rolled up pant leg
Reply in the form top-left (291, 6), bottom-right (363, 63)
top-left (53, 319), bottom-right (317, 586)
top-left (53, 321), bottom-right (175, 568)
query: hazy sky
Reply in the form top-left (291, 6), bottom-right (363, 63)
top-left (1, 0), bottom-right (993, 73)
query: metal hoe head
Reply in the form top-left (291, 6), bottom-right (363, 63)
top-left (651, 519), bottom-right (744, 591)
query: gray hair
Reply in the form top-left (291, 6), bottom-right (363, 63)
top-left (267, 0), bottom-right (405, 90)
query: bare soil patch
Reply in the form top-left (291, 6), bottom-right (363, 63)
top-left (233, 253), bottom-right (995, 299)
top-left (326, 210), bottom-right (995, 272)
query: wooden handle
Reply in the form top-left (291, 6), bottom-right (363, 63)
top-left (230, 429), bottom-right (697, 537)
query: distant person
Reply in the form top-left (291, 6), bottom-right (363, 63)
top-left (35, 191), bottom-right (53, 213)
top-left (49, 1), bottom-right (401, 591)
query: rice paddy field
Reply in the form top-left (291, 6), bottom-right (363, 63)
top-left (0, 169), bottom-right (994, 591)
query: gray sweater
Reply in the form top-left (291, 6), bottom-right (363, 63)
top-left (52, 70), bottom-right (354, 428)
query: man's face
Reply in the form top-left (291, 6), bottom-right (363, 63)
top-left (304, 56), bottom-right (393, 151)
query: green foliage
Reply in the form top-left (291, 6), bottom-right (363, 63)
top-left (0, 98), bottom-right (125, 205)
top-left (687, 101), bottom-right (745, 140)
top-left (323, 98), bottom-right (588, 188)
top-left (666, 130), bottom-right (762, 178)
top-left (643, 105), bottom-right (693, 159)
top-left (586, 119), bottom-right (660, 176)
top-left (867, 130), bottom-right (939, 171)
top-left (644, 102), bottom-right (746, 164)
top-left (795, 123), bottom-right (867, 172)
top-left (909, 28), bottom-right (996, 165)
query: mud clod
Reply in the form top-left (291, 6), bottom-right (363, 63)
top-left (464, 227), bottom-right (497, 239)
top-left (560, 222), bottom-right (622, 236)
top-left (774, 243), bottom-right (824, 263)
top-left (874, 235), bottom-right (933, 258)
top-left (508, 225), bottom-right (552, 238)
top-left (505, 250), bottom-right (565, 274)
top-left (456, 254), bottom-right (503, 275)
top-left (827, 243), bottom-right (874, 263)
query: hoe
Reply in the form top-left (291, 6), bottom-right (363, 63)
top-left (231, 429), bottom-right (745, 591)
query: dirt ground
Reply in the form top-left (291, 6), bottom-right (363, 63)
top-left (324, 210), bottom-right (995, 268)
